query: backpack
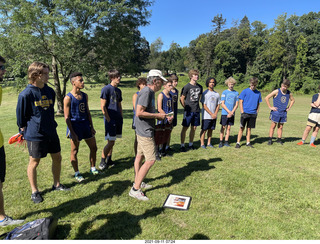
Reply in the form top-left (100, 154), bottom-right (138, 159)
top-left (3, 217), bottom-right (57, 240)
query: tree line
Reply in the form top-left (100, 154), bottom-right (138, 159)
top-left (148, 12), bottom-right (320, 94)
top-left (0, 1), bottom-right (319, 113)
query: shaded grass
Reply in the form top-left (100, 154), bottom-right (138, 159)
top-left (1, 80), bottom-right (320, 239)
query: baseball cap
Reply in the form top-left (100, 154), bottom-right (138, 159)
top-left (147, 69), bottom-right (167, 82)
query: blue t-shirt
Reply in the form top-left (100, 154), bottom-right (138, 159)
top-left (100, 84), bottom-right (123, 120)
top-left (221, 89), bottom-right (239, 116)
top-left (239, 88), bottom-right (262, 114)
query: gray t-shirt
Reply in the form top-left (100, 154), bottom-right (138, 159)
top-left (201, 90), bottom-right (221, 120)
top-left (135, 86), bottom-right (156, 137)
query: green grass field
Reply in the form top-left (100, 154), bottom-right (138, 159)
top-left (1, 78), bottom-right (320, 240)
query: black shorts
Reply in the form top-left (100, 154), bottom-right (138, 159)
top-left (240, 113), bottom-right (257, 129)
top-left (201, 119), bottom-right (217, 130)
top-left (27, 134), bottom-right (61, 159)
top-left (220, 115), bottom-right (235, 126)
top-left (0, 146), bottom-right (6, 183)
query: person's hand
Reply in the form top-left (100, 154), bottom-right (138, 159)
top-left (157, 113), bottom-right (166, 120)
top-left (270, 106), bottom-right (278, 111)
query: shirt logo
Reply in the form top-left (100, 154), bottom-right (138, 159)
top-left (190, 88), bottom-right (201, 102)
top-left (34, 95), bottom-right (53, 110)
top-left (281, 96), bottom-right (287, 103)
top-left (79, 103), bottom-right (86, 113)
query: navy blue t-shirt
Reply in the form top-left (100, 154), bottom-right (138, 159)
top-left (100, 84), bottom-right (122, 120)
top-left (310, 93), bottom-right (320, 113)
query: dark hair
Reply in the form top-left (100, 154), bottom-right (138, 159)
top-left (0, 55), bottom-right (6, 63)
top-left (70, 72), bottom-right (82, 83)
top-left (136, 77), bottom-right (147, 89)
top-left (170, 74), bottom-right (178, 81)
top-left (206, 77), bottom-right (216, 87)
top-left (249, 77), bottom-right (258, 85)
top-left (282, 79), bottom-right (290, 87)
top-left (108, 69), bottom-right (120, 80)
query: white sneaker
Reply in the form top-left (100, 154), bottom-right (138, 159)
top-left (133, 182), bottom-right (153, 190)
top-left (129, 187), bottom-right (149, 201)
top-left (0, 216), bottom-right (24, 227)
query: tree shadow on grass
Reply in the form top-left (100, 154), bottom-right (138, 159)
top-left (147, 158), bottom-right (222, 193)
top-left (40, 156), bottom-right (134, 197)
top-left (250, 136), bottom-right (301, 145)
top-left (74, 207), bottom-right (164, 239)
top-left (22, 180), bottom-right (132, 225)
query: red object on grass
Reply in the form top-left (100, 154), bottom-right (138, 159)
top-left (8, 133), bottom-right (24, 144)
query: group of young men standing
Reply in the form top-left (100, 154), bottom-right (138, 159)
top-left (1, 56), bottom-right (319, 213)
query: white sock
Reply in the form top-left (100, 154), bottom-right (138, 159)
top-left (91, 167), bottom-right (96, 171)
top-left (75, 171), bottom-right (80, 176)
top-left (181, 143), bottom-right (185, 147)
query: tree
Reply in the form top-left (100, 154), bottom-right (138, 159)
top-left (211, 14), bottom-right (226, 34)
top-left (0, 0), bottom-right (152, 114)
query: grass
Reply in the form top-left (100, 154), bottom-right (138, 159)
top-left (1, 78), bottom-right (320, 240)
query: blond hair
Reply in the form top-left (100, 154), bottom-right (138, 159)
top-left (225, 77), bottom-right (237, 85)
top-left (28, 61), bottom-right (50, 84)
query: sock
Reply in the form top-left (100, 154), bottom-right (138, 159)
top-left (132, 187), bottom-right (138, 191)
top-left (302, 139), bottom-right (305, 143)
top-left (0, 217), bottom-right (6, 222)
top-left (220, 140), bottom-right (223, 143)
top-left (269, 137), bottom-right (272, 141)
top-left (189, 142), bottom-right (193, 147)
top-left (246, 142), bottom-right (250, 145)
top-left (310, 136), bottom-right (316, 144)
top-left (225, 141), bottom-right (228, 143)
top-left (91, 167), bottom-right (96, 171)
top-left (236, 142), bottom-right (240, 144)
top-left (277, 138), bottom-right (281, 141)
top-left (181, 143), bottom-right (185, 148)
top-left (100, 157), bottom-right (105, 164)
top-left (75, 171), bottom-right (80, 176)
top-left (106, 155), bottom-right (112, 164)
top-left (166, 145), bottom-right (169, 150)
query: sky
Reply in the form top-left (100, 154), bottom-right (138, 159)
top-left (139, 0), bottom-right (320, 50)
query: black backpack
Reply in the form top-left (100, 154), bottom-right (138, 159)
top-left (3, 217), bottom-right (57, 240)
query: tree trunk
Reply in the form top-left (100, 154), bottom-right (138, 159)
top-left (52, 55), bottom-right (64, 115)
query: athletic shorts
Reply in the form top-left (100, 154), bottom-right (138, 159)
top-left (307, 113), bottom-right (320, 127)
top-left (182, 111), bottom-right (200, 127)
top-left (270, 111), bottom-right (287, 123)
top-left (220, 115), bottom-right (235, 126)
top-left (67, 120), bottom-right (93, 141)
top-left (105, 118), bottom-right (123, 141)
top-left (27, 133), bottom-right (61, 159)
top-left (136, 135), bottom-right (156, 162)
top-left (201, 119), bottom-right (216, 130)
top-left (240, 113), bottom-right (257, 129)
top-left (0, 146), bottom-right (6, 183)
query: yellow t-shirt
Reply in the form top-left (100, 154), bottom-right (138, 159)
top-left (0, 86), bottom-right (3, 148)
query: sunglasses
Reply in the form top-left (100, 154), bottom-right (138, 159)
top-left (0, 65), bottom-right (5, 70)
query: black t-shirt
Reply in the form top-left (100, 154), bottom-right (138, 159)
top-left (310, 93), bottom-right (320, 113)
top-left (182, 83), bottom-right (203, 113)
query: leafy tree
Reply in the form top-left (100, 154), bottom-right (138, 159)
top-left (0, 0), bottom-right (152, 114)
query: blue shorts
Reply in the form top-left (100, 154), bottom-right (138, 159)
top-left (270, 111), bottom-right (287, 123)
top-left (220, 115), bottom-right (235, 126)
top-left (182, 111), bottom-right (200, 127)
top-left (67, 120), bottom-right (93, 141)
top-left (105, 118), bottom-right (123, 141)
top-left (201, 119), bottom-right (216, 130)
